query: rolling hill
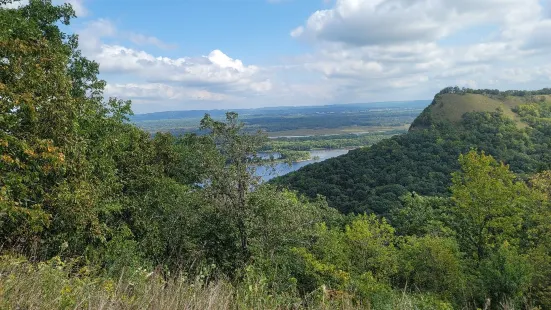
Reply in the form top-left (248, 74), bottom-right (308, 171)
top-left (273, 88), bottom-right (551, 215)
top-left (410, 93), bottom-right (525, 130)
top-left (130, 100), bottom-right (431, 122)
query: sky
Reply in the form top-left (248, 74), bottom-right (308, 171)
top-left (5, 0), bottom-right (551, 113)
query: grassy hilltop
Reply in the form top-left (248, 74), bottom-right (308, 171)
top-left (410, 89), bottom-right (551, 130)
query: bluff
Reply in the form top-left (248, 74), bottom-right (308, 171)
top-left (272, 88), bottom-right (551, 215)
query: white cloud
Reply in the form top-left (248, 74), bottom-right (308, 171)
top-left (93, 46), bottom-right (265, 91)
top-left (460, 42), bottom-right (519, 63)
top-left (76, 18), bottom-right (275, 111)
top-left (78, 20), bottom-right (263, 89)
top-left (104, 83), bottom-right (245, 112)
top-left (290, 26), bottom-right (304, 38)
top-left (500, 68), bottom-right (535, 83)
top-left (127, 33), bottom-right (177, 50)
top-left (434, 65), bottom-right (490, 79)
top-left (77, 19), bottom-right (116, 52)
top-left (305, 58), bottom-right (383, 79)
top-left (285, 0), bottom-right (551, 106)
top-left (59, 0), bottom-right (551, 112)
top-left (77, 19), bottom-right (176, 52)
top-left (250, 80), bottom-right (273, 92)
top-left (457, 79), bottom-right (478, 89)
top-left (522, 20), bottom-right (551, 50)
top-left (105, 83), bottom-right (231, 102)
top-left (292, 0), bottom-right (542, 46)
top-left (389, 75), bottom-right (429, 88)
top-left (1, 0), bottom-right (27, 9)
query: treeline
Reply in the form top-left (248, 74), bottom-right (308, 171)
top-left (2, 2), bottom-right (551, 310)
top-left (257, 150), bottom-right (313, 163)
top-left (437, 86), bottom-right (551, 97)
top-left (134, 109), bottom-right (418, 136)
top-left (262, 132), bottom-right (402, 151)
top-left (242, 110), bottom-right (417, 132)
top-left (278, 150), bottom-right (312, 162)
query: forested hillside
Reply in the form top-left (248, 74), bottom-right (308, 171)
top-left (2, 2), bottom-right (551, 310)
top-left (274, 87), bottom-right (551, 214)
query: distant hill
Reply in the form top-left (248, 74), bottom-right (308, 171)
top-left (409, 91), bottom-right (551, 131)
top-left (410, 94), bottom-right (520, 130)
top-left (130, 100), bottom-right (431, 122)
top-left (273, 88), bottom-right (551, 215)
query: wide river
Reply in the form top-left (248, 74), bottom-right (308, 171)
top-left (255, 149), bottom-right (350, 182)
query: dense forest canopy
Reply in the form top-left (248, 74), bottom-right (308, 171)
top-left (274, 89), bottom-right (551, 215)
top-left (1, 1), bottom-right (551, 309)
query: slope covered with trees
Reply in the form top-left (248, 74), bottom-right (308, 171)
top-left (274, 88), bottom-right (551, 214)
top-left (2, 2), bottom-right (551, 310)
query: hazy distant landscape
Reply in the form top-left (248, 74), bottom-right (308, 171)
top-left (132, 101), bottom-right (428, 177)
top-left (131, 100), bottom-right (429, 137)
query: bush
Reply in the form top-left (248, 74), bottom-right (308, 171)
top-left (479, 243), bottom-right (533, 309)
top-left (397, 236), bottom-right (465, 300)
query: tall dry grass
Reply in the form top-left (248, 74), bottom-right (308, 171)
top-left (0, 255), bottom-right (532, 310)
top-left (0, 255), bottom-right (359, 310)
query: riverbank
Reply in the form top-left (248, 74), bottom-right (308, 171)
top-left (255, 149), bottom-right (351, 182)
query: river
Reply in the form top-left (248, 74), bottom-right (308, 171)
top-left (254, 149), bottom-right (350, 182)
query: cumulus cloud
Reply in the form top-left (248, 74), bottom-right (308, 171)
top-left (77, 19), bottom-right (116, 52)
top-left (457, 79), bottom-right (478, 89)
top-left (287, 0), bottom-right (551, 105)
top-left (104, 83), bottom-right (245, 112)
top-left (14, 0), bottom-right (546, 112)
top-left (291, 0), bottom-right (542, 46)
top-left (306, 59), bottom-right (383, 79)
top-left (75, 18), bottom-right (274, 111)
top-left (105, 83), bottom-right (232, 102)
top-left (93, 46), bottom-right (267, 92)
top-left (1, 0), bottom-right (28, 8)
top-left (77, 19), bottom-right (176, 52)
top-left (522, 20), bottom-right (551, 50)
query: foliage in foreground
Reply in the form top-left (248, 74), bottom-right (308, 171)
top-left (0, 255), bottom-right (460, 310)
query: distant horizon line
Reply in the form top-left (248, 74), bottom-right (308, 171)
top-left (132, 99), bottom-right (432, 116)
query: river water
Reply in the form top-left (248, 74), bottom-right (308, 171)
top-left (254, 149), bottom-right (350, 182)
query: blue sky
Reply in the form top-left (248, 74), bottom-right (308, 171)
top-left (5, 0), bottom-right (551, 113)
top-left (83, 0), bottom-right (319, 63)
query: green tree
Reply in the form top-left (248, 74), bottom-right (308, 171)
top-left (199, 112), bottom-right (267, 268)
top-left (1, 0), bottom-right (137, 262)
top-left (450, 150), bottom-right (529, 261)
top-left (479, 242), bottom-right (532, 309)
top-left (397, 236), bottom-right (465, 300)
top-left (524, 171), bottom-right (551, 308)
top-left (0, 0), bottom-right (96, 253)
top-left (391, 193), bottom-right (454, 237)
top-left (292, 214), bottom-right (398, 304)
